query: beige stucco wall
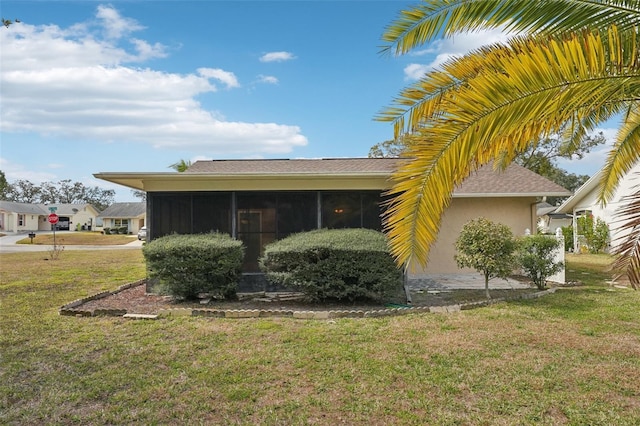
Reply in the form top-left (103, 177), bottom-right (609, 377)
top-left (70, 208), bottom-right (99, 231)
top-left (408, 196), bottom-right (538, 275)
top-left (2, 212), bottom-right (41, 232)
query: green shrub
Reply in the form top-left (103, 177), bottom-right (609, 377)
top-left (142, 233), bottom-right (244, 300)
top-left (516, 234), bottom-right (564, 290)
top-left (119, 226), bottom-right (129, 235)
top-left (561, 225), bottom-right (573, 251)
top-left (576, 215), bottom-right (610, 253)
top-left (455, 218), bottom-right (517, 299)
top-left (103, 227), bottom-right (111, 235)
top-left (260, 228), bottom-right (403, 302)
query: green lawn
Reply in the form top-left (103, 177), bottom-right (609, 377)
top-left (16, 232), bottom-right (135, 245)
top-left (1, 251), bottom-right (639, 424)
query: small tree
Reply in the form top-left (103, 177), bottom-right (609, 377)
top-left (577, 214), bottom-right (610, 253)
top-left (517, 234), bottom-right (564, 290)
top-left (455, 218), bottom-right (517, 299)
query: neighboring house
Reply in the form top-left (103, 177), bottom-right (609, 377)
top-left (0, 201), bottom-right (100, 232)
top-left (95, 158), bottom-right (570, 278)
top-left (0, 201), bottom-right (45, 232)
top-left (537, 201), bottom-right (572, 234)
top-left (97, 202), bottom-right (146, 235)
top-left (555, 161), bottom-right (640, 252)
top-left (48, 203), bottom-right (101, 231)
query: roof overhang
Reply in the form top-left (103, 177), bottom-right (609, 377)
top-left (93, 172), bottom-right (393, 192)
top-left (452, 192), bottom-right (570, 198)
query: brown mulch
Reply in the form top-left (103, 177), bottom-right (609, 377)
top-left (78, 282), bottom-right (393, 315)
top-left (74, 281), bottom-right (545, 316)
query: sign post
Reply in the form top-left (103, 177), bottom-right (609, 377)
top-left (48, 213), bottom-right (59, 249)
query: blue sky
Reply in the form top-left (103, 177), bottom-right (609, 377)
top-left (1, 1), bottom-right (620, 201)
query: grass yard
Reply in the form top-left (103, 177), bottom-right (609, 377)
top-left (1, 251), bottom-right (639, 424)
top-left (16, 232), bottom-right (136, 245)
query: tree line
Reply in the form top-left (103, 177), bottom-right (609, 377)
top-left (0, 170), bottom-right (115, 211)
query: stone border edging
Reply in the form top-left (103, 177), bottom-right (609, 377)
top-left (59, 281), bottom-right (557, 320)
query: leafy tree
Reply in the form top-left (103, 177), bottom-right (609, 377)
top-left (4, 178), bottom-right (114, 210)
top-left (132, 190), bottom-right (147, 202)
top-left (377, 0), bottom-right (640, 287)
top-left (516, 235), bottom-right (564, 290)
top-left (0, 170), bottom-right (9, 200)
top-left (577, 214), bottom-right (610, 254)
top-left (454, 218), bottom-right (517, 299)
top-left (169, 159), bottom-right (192, 172)
top-left (2, 18), bottom-right (19, 28)
top-left (7, 180), bottom-right (41, 203)
top-left (368, 134), bottom-right (416, 158)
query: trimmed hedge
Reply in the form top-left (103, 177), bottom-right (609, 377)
top-left (142, 233), bottom-right (244, 300)
top-left (260, 228), bottom-right (403, 302)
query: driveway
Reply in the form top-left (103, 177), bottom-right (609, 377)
top-left (0, 231), bottom-right (143, 253)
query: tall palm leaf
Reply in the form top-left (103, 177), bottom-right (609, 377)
top-left (169, 159), bottom-right (192, 173)
top-left (379, 0), bottom-right (640, 286)
top-left (610, 183), bottom-right (640, 288)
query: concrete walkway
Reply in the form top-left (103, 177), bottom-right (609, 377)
top-left (0, 231), bottom-right (143, 253)
top-left (408, 274), bottom-right (531, 290)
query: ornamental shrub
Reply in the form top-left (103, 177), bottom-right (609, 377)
top-left (577, 215), bottom-right (610, 253)
top-left (142, 233), bottom-right (244, 300)
top-left (455, 218), bottom-right (517, 299)
top-left (516, 234), bottom-right (564, 290)
top-left (260, 228), bottom-right (403, 302)
top-left (561, 225), bottom-right (573, 252)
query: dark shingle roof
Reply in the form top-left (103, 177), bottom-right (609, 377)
top-left (454, 163), bottom-right (570, 196)
top-left (98, 202), bottom-right (146, 218)
top-left (0, 201), bottom-right (47, 214)
top-left (185, 158), bottom-right (401, 174)
top-left (185, 158), bottom-right (570, 196)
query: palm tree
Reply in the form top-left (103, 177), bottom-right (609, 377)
top-left (378, 0), bottom-right (640, 288)
top-left (169, 159), bottom-right (192, 173)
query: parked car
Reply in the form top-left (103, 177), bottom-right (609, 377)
top-left (137, 226), bottom-right (147, 240)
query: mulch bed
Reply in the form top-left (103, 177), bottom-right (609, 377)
top-left (69, 280), bottom-right (546, 317)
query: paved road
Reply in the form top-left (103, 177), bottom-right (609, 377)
top-left (0, 231), bottom-right (143, 253)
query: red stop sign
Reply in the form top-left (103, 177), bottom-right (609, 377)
top-left (48, 213), bottom-right (59, 224)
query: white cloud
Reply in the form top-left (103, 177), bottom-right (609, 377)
top-left (404, 27), bottom-right (513, 80)
top-left (0, 158), bottom-right (57, 183)
top-left (259, 51), bottom-right (295, 63)
top-left (197, 68), bottom-right (240, 89)
top-left (0, 7), bottom-right (307, 156)
top-left (95, 4), bottom-right (144, 40)
top-left (257, 74), bottom-right (279, 84)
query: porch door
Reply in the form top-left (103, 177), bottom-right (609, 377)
top-left (237, 209), bottom-right (276, 272)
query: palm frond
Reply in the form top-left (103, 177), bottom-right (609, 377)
top-left (610, 182), bottom-right (640, 288)
top-left (599, 107), bottom-right (640, 202)
top-left (381, 0), bottom-right (640, 56)
top-left (383, 28), bottom-right (640, 266)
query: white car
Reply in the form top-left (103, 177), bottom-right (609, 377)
top-left (137, 226), bottom-right (147, 240)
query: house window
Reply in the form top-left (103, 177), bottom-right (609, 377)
top-left (113, 219), bottom-right (129, 228)
top-left (18, 214), bottom-right (25, 226)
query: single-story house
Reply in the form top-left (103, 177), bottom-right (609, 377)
top-left (0, 201), bottom-right (100, 232)
top-left (95, 158), bottom-right (570, 278)
top-left (537, 201), bottom-right (572, 234)
top-left (555, 161), bottom-right (640, 252)
top-left (97, 202), bottom-right (146, 235)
